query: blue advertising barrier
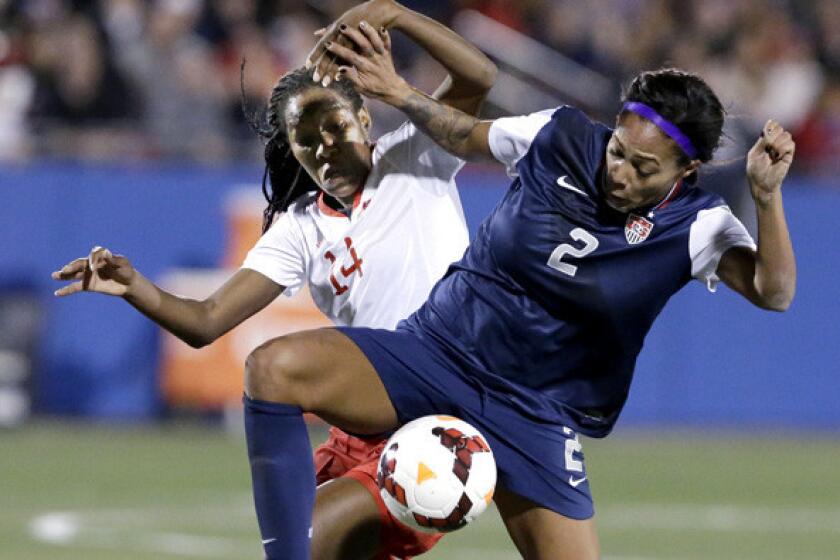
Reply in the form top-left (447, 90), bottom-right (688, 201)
top-left (1, 161), bottom-right (838, 428)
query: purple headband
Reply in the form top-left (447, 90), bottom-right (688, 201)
top-left (622, 101), bottom-right (698, 160)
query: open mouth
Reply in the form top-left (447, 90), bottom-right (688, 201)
top-left (322, 167), bottom-right (345, 184)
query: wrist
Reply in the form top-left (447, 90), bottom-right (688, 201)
top-left (382, 78), bottom-right (414, 107)
top-left (378, 0), bottom-right (404, 29)
top-left (122, 269), bottom-right (142, 299)
top-left (751, 185), bottom-right (782, 210)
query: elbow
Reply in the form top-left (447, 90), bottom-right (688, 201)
top-left (758, 286), bottom-right (796, 312)
top-left (456, 62), bottom-right (497, 94)
top-left (753, 271), bottom-right (796, 312)
top-left (183, 323), bottom-right (221, 348)
top-left (765, 295), bottom-right (794, 313)
top-left (184, 302), bottom-right (223, 348)
top-left (476, 63), bottom-right (498, 92)
top-left (184, 333), bottom-right (214, 349)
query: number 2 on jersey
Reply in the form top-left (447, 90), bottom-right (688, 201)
top-left (547, 228), bottom-right (598, 277)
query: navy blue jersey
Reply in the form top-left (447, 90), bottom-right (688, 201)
top-left (402, 106), bottom-right (754, 437)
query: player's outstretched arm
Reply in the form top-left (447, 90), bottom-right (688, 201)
top-left (52, 247), bottom-right (283, 347)
top-left (716, 120), bottom-right (796, 311)
top-left (325, 24), bottom-right (494, 163)
top-left (310, 0), bottom-right (496, 116)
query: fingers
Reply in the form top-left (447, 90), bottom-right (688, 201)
top-left (358, 21), bottom-right (385, 54)
top-left (759, 119), bottom-right (795, 163)
top-left (339, 22), bottom-right (376, 57)
top-left (335, 66), bottom-right (361, 87)
top-left (309, 48), bottom-right (329, 80)
top-left (325, 40), bottom-right (366, 70)
top-left (315, 33), bottom-right (353, 85)
top-left (51, 257), bottom-right (88, 280)
top-left (314, 21), bottom-right (389, 86)
top-left (88, 246), bottom-right (113, 272)
top-left (54, 281), bottom-right (85, 297)
top-left (313, 27), bottom-right (326, 37)
top-left (380, 26), bottom-right (391, 53)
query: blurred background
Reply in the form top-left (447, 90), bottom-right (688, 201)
top-left (1, 0), bottom-right (839, 559)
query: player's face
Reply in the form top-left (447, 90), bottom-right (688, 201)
top-left (603, 113), bottom-right (698, 213)
top-left (286, 88), bottom-right (372, 206)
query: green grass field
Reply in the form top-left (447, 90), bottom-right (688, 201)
top-left (3, 422), bottom-right (840, 559)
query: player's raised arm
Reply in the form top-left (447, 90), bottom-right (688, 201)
top-left (309, 0), bottom-right (496, 117)
top-left (715, 120), bottom-right (797, 311)
top-left (52, 247), bottom-right (283, 348)
top-left (325, 21), bottom-right (495, 163)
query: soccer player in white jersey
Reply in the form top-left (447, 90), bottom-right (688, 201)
top-left (51, 2), bottom-right (496, 558)
top-left (206, 22), bottom-right (797, 560)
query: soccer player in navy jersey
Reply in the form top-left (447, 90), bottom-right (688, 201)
top-left (233, 22), bottom-right (796, 560)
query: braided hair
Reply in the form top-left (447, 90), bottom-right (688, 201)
top-left (243, 65), bottom-right (365, 232)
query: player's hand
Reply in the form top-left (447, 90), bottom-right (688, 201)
top-left (305, 0), bottom-right (401, 86)
top-left (746, 120), bottom-right (795, 205)
top-left (325, 22), bottom-right (410, 104)
top-left (52, 246), bottom-right (136, 297)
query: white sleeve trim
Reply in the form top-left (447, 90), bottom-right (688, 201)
top-left (689, 206), bottom-right (757, 292)
top-left (488, 108), bottom-right (557, 177)
top-left (241, 209), bottom-right (307, 297)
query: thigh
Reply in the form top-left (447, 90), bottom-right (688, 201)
top-left (495, 486), bottom-right (600, 560)
top-left (246, 328), bottom-right (398, 435)
top-left (312, 478), bottom-right (381, 560)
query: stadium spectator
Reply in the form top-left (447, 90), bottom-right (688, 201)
top-left (3, 0), bottom-right (840, 176)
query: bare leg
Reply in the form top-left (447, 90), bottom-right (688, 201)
top-left (243, 328), bottom-right (398, 559)
top-left (495, 486), bottom-right (600, 560)
top-left (312, 478), bottom-right (382, 560)
top-left (245, 328), bottom-right (398, 434)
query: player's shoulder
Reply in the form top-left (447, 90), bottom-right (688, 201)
top-left (542, 105), bottom-right (612, 139)
top-left (262, 191), bottom-right (318, 234)
top-left (286, 191), bottom-right (319, 216)
top-left (550, 105), bottom-right (603, 127)
top-left (372, 120), bottom-right (422, 162)
top-left (493, 105), bottom-right (608, 141)
top-left (681, 184), bottom-right (728, 214)
top-left (528, 105), bottom-right (612, 175)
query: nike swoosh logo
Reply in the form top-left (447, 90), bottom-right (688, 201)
top-left (569, 475), bottom-right (587, 488)
top-left (557, 175), bottom-right (588, 198)
top-left (261, 538), bottom-right (277, 545)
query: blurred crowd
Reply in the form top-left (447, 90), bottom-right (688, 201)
top-left (0, 0), bottom-right (838, 177)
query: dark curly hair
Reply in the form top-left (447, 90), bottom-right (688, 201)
top-left (244, 65), bottom-right (365, 232)
top-left (621, 68), bottom-right (725, 169)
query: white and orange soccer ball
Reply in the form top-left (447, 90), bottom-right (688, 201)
top-left (376, 415), bottom-right (497, 533)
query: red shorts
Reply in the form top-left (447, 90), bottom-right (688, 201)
top-left (313, 426), bottom-right (443, 559)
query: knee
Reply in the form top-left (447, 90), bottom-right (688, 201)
top-left (244, 337), bottom-right (308, 405)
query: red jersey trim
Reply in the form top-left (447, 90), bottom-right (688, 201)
top-left (317, 187), bottom-right (364, 219)
top-left (653, 179), bottom-right (683, 211)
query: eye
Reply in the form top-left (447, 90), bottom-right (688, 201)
top-left (636, 168), bottom-right (654, 179)
top-left (296, 138), bottom-right (316, 150)
top-left (609, 148), bottom-right (623, 158)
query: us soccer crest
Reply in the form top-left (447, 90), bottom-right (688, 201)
top-left (625, 214), bottom-right (654, 244)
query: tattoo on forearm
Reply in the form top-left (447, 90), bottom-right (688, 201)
top-left (401, 90), bottom-right (477, 155)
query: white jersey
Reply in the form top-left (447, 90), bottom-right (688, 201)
top-left (242, 122), bottom-right (469, 329)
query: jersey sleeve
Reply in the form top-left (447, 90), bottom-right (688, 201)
top-left (488, 108), bottom-right (557, 177)
top-left (689, 206), bottom-right (757, 292)
top-left (241, 209), bottom-right (308, 297)
top-left (374, 121), bottom-right (465, 191)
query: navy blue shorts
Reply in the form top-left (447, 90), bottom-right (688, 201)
top-left (337, 326), bottom-right (594, 520)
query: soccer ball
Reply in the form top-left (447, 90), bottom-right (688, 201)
top-left (376, 415), bottom-right (497, 533)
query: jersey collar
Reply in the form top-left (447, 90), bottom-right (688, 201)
top-left (316, 141), bottom-right (378, 220)
top-left (645, 178), bottom-right (684, 218)
top-left (317, 187), bottom-right (364, 219)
